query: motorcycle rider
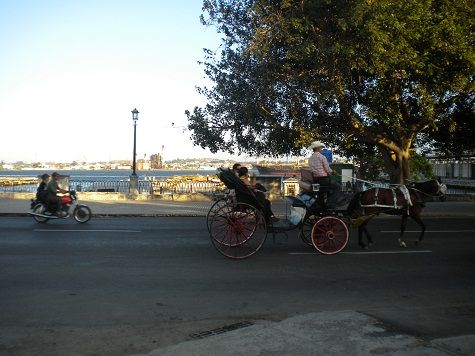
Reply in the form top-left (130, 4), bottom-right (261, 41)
top-left (46, 172), bottom-right (68, 213)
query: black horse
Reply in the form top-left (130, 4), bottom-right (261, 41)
top-left (347, 179), bottom-right (447, 248)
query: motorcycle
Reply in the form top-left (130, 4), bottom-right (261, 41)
top-left (29, 190), bottom-right (92, 223)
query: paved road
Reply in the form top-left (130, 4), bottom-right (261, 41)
top-left (1, 215), bottom-right (474, 355)
top-left (1, 198), bottom-right (475, 217)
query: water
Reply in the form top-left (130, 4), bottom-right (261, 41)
top-left (0, 169), bottom-right (219, 194)
top-left (0, 169), bottom-right (217, 180)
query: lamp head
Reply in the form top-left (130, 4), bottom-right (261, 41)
top-left (131, 108), bottom-right (139, 122)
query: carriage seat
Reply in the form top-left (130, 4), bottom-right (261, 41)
top-left (298, 169), bottom-right (332, 194)
top-left (217, 168), bottom-right (263, 209)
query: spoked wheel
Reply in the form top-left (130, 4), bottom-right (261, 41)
top-left (32, 203), bottom-right (49, 223)
top-left (311, 216), bottom-right (349, 254)
top-left (206, 198), bottom-right (232, 232)
top-left (209, 202), bottom-right (267, 259)
top-left (73, 205), bottom-right (92, 223)
top-left (299, 213), bottom-right (319, 246)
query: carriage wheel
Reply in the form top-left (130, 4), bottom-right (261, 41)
top-left (209, 203), bottom-right (267, 259)
top-left (298, 213), bottom-right (319, 246)
top-left (311, 216), bottom-right (349, 254)
top-left (206, 198), bottom-right (232, 232)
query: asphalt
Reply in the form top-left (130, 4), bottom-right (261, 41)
top-left (2, 197), bottom-right (475, 355)
top-left (1, 197), bottom-right (475, 218)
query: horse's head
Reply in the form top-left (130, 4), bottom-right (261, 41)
top-left (413, 179), bottom-right (447, 198)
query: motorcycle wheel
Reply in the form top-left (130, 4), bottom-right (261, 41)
top-left (32, 203), bottom-right (49, 223)
top-left (73, 205), bottom-right (92, 223)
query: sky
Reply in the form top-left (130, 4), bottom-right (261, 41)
top-left (0, 0), bottom-right (246, 163)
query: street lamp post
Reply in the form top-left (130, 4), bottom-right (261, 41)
top-left (129, 108), bottom-right (139, 198)
top-left (131, 108), bottom-right (139, 176)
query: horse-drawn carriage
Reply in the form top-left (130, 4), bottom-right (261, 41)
top-left (206, 168), bottom-right (350, 259)
top-left (207, 168), bottom-right (447, 259)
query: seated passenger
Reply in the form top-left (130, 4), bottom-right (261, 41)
top-left (237, 166), bottom-right (278, 222)
top-left (232, 163), bottom-right (242, 176)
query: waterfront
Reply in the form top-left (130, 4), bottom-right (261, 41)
top-left (0, 169), bottom-right (217, 180)
top-left (1, 169), bottom-right (473, 196)
top-left (0, 169), bottom-right (220, 195)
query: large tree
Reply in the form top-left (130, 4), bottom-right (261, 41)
top-left (186, 0), bottom-right (474, 183)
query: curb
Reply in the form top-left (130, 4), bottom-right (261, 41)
top-left (0, 213), bottom-right (207, 218)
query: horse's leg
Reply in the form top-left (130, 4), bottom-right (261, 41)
top-left (358, 224), bottom-right (368, 250)
top-left (399, 213), bottom-right (408, 248)
top-left (358, 225), bottom-right (366, 249)
top-left (365, 223), bottom-right (374, 247)
top-left (358, 221), bottom-right (373, 250)
top-left (410, 210), bottom-right (426, 246)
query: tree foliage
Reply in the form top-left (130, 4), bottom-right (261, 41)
top-left (427, 94), bottom-right (475, 157)
top-left (186, 0), bottom-right (474, 183)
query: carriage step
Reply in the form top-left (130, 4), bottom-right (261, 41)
top-left (269, 220), bottom-right (296, 231)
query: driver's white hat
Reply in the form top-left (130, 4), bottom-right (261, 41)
top-left (308, 141), bottom-right (325, 150)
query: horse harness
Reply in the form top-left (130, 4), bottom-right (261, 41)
top-left (359, 185), bottom-right (413, 212)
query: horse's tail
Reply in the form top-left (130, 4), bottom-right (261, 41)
top-left (346, 192), bottom-right (376, 227)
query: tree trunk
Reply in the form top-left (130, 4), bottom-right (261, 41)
top-left (380, 147), bottom-right (410, 185)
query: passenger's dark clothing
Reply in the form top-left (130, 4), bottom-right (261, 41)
top-left (255, 190), bottom-right (273, 222)
top-left (36, 182), bottom-right (48, 203)
top-left (239, 175), bottom-right (274, 222)
top-left (37, 182), bottom-right (47, 191)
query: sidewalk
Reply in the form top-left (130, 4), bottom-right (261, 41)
top-left (134, 310), bottom-right (475, 356)
top-left (1, 197), bottom-right (474, 217)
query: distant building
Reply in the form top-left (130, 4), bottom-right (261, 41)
top-left (137, 159), bottom-right (151, 170)
top-left (429, 154), bottom-right (475, 180)
top-left (150, 153), bottom-right (163, 169)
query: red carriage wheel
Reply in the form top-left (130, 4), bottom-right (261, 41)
top-left (206, 198), bottom-right (232, 232)
top-left (311, 216), bottom-right (349, 254)
top-left (209, 203), bottom-right (267, 259)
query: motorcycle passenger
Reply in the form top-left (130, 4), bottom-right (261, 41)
top-left (46, 172), bottom-right (68, 213)
top-left (36, 173), bottom-right (50, 203)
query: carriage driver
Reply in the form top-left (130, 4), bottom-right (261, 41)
top-left (308, 141), bottom-right (341, 207)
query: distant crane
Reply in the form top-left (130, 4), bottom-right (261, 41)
top-left (171, 122), bottom-right (187, 133)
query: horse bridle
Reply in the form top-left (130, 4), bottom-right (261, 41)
top-left (435, 180), bottom-right (448, 197)
top-left (411, 180), bottom-right (447, 198)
